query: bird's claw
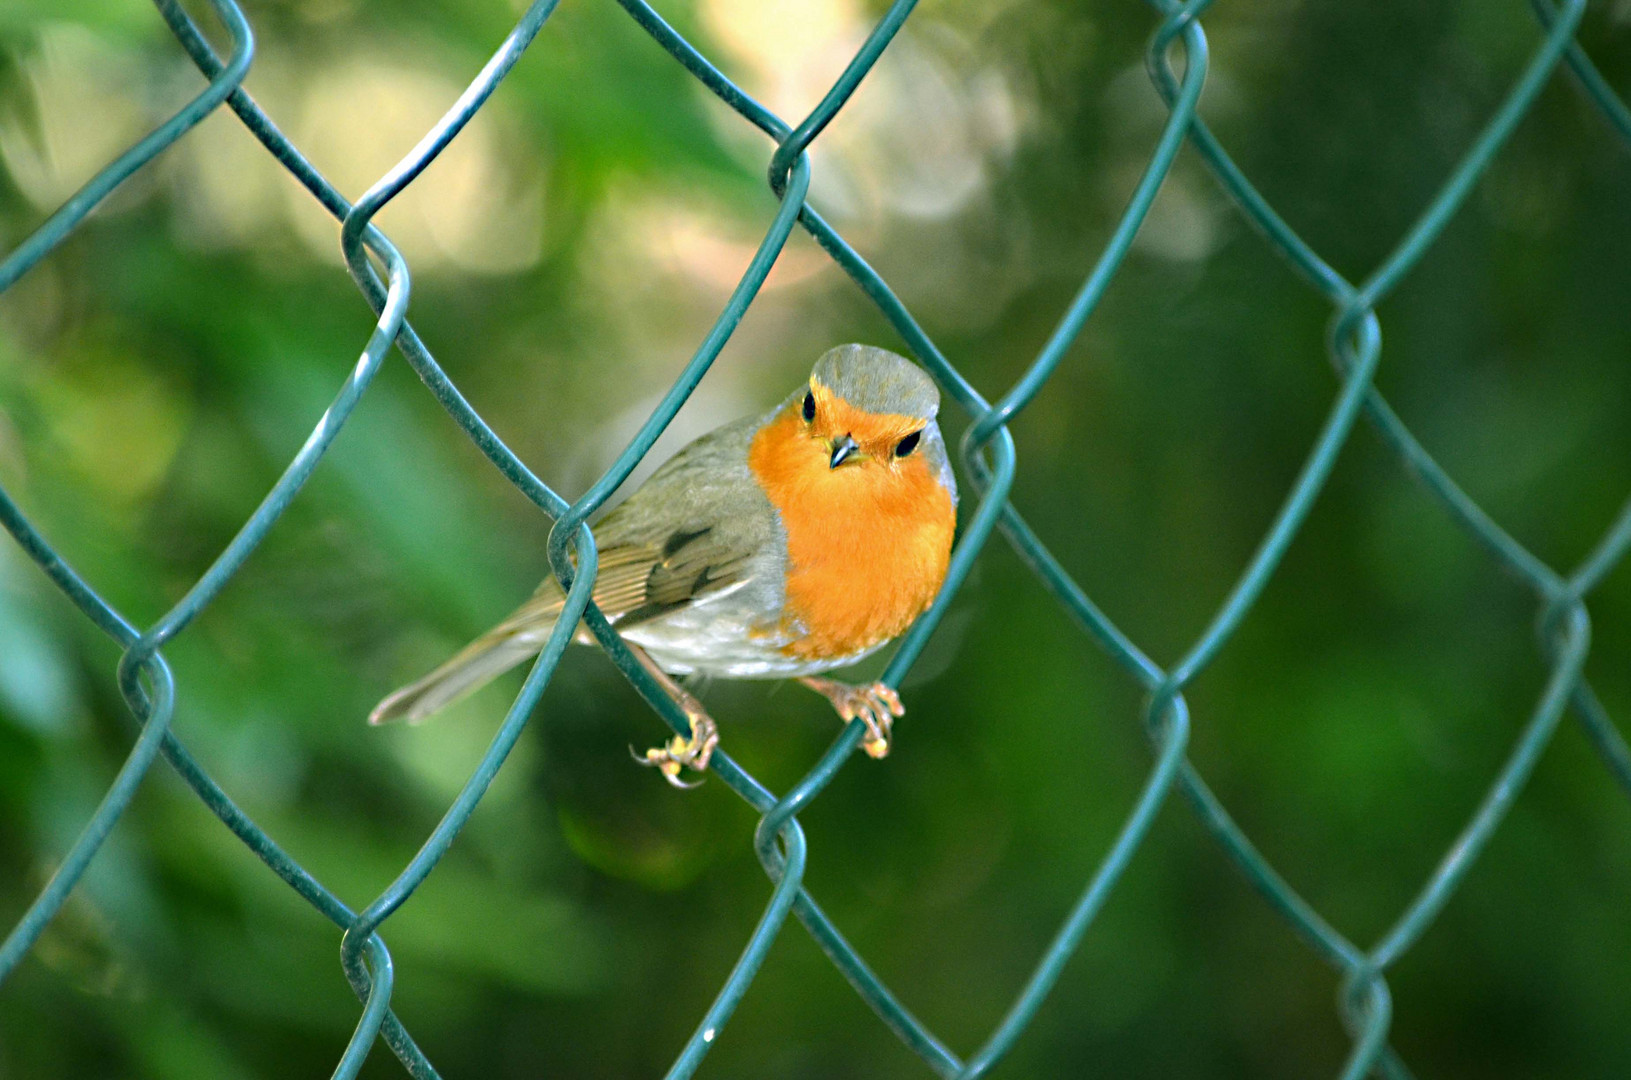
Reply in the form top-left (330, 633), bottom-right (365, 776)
top-left (815, 680), bottom-right (903, 759)
top-left (632, 712), bottom-right (718, 789)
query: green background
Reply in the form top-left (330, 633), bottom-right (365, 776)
top-left (0, 0), bottom-right (1629, 1076)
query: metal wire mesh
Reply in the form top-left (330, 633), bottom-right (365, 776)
top-left (1, 0), bottom-right (1629, 1076)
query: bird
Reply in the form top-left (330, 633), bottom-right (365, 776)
top-left (368, 344), bottom-right (958, 787)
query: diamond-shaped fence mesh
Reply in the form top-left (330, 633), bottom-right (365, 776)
top-left (0, 0), bottom-right (1629, 1076)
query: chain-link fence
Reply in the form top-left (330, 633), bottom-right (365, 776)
top-left (1, 0), bottom-right (1628, 1076)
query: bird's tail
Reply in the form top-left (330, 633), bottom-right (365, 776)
top-left (368, 586), bottom-right (566, 726)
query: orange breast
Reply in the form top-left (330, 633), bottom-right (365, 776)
top-left (748, 408), bottom-right (956, 662)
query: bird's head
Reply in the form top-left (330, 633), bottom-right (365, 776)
top-left (799, 344), bottom-right (945, 472)
top-left (750, 344), bottom-right (956, 522)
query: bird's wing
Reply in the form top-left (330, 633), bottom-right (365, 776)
top-left (369, 412), bottom-right (781, 725)
top-left (502, 412), bottom-right (779, 634)
top-left (497, 528), bottom-right (753, 634)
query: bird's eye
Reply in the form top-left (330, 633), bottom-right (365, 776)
top-left (802, 391), bottom-right (816, 422)
top-left (895, 431), bottom-right (921, 457)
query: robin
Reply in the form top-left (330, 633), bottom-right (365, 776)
top-left (369, 344), bottom-right (958, 786)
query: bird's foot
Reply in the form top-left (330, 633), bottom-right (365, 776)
top-left (633, 706), bottom-right (718, 789)
top-left (798, 677), bottom-right (903, 759)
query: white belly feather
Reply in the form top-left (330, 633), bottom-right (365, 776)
top-left (619, 580), bottom-right (885, 679)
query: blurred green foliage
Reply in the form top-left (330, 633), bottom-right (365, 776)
top-left (0, 0), bottom-right (1630, 1077)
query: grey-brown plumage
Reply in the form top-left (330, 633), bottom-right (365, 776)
top-left (811, 343), bottom-right (939, 419)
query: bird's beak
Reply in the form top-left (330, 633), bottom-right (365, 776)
top-left (829, 434), bottom-right (860, 469)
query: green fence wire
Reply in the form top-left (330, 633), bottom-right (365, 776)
top-left (1, 0), bottom-right (1629, 1075)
